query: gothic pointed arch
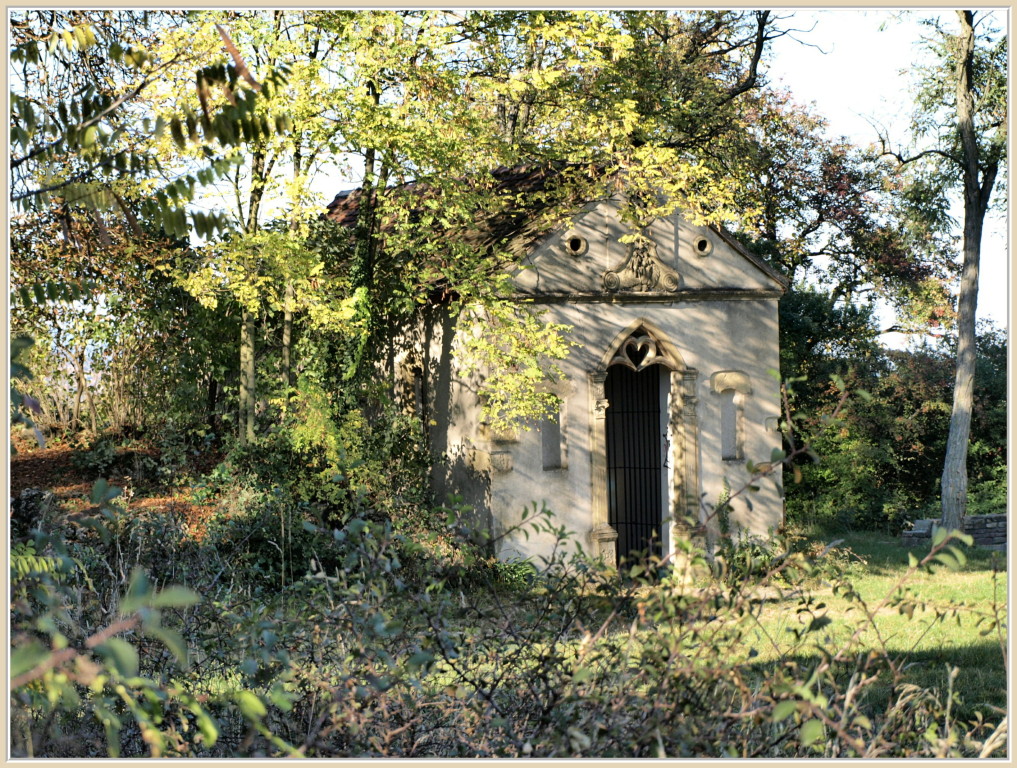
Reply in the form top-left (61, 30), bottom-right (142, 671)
top-left (599, 317), bottom-right (686, 372)
top-left (588, 317), bottom-right (702, 564)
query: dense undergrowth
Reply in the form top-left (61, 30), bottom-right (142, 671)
top-left (9, 448), bottom-right (1008, 758)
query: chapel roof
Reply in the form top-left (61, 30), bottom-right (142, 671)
top-left (324, 162), bottom-right (587, 260)
top-left (323, 162), bottom-right (787, 290)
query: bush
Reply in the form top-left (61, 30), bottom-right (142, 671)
top-left (10, 487), bottom-right (1006, 758)
top-left (966, 463), bottom-right (1007, 516)
top-left (70, 434), bottom-right (117, 477)
top-left (10, 374), bottom-right (1007, 759)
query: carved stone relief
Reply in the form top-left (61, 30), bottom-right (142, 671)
top-left (608, 331), bottom-right (679, 372)
top-left (603, 239), bottom-right (680, 293)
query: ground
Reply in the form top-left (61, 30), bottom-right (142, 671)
top-left (10, 434), bottom-right (218, 540)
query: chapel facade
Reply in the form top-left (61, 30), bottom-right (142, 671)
top-left (327, 173), bottom-right (787, 566)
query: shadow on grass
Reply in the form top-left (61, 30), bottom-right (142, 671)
top-left (817, 532), bottom-right (1007, 578)
top-left (740, 639), bottom-right (1006, 720)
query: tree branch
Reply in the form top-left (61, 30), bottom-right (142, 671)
top-left (11, 615), bottom-right (140, 689)
top-left (716, 11), bottom-right (770, 106)
top-left (879, 144), bottom-right (961, 168)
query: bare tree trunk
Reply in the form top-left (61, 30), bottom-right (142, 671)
top-left (246, 151), bottom-right (267, 234)
top-left (206, 376), bottom-right (219, 433)
top-left (84, 371), bottom-right (99, 434)
top-left (71, 350), bottom-right (87, 433)
top-left (281, 145), bottom-right (301, 395)
top-left (239, 309), bottom-right (257, 445)
top-left (940, 10), bottom-right (998, 530)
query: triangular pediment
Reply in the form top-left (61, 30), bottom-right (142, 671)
top-left (512, 199), bottom-right (786, 298)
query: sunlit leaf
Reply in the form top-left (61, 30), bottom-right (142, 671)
top-left (772, 700), bottom-right (797, 722)
top-left (95, 638), bottom-right (139, 678)
top-left (11, 641), bottom-right (50, 681)
top-left (800, 718), bottom-right (824, 746)
top-left (235, 690), bottom-right (266, 721)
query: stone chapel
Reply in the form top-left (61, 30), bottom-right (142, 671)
top-left (327, 165), bottom-right (788, 566)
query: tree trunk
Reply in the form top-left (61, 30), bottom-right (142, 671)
top-left (281, 282), bottom-right (294, 392)
top-left (282, 144), bottom-right (300, 395)
top-left (940, 11), bottom-right (996, 530)
top-left (71, 372), bottom-right (83, 432)
top-left (246, 151), bottom-right (267, 233)
top-left (239, 309), bottom-right (257, 445)
top-left (71, 350), bottom-right (88, 433)
top-left (83, 367), bottom-right (100, 434)
top-left (206, 376), bottom-right (219, 433)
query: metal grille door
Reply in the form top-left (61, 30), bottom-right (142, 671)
top-left (605, 364), bottom-right (662, 566)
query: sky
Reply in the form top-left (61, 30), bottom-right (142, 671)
top-left (763, 9), bottom-right (1009, 340)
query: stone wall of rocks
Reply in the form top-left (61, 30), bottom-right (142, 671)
top-left (900, 514), bottom-right (1006, 551)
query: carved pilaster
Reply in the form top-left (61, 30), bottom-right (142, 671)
top-left (680, 368), bottom-right (705, 543)
top-left (590, 524), bottom-right (618, 567)
top-left (588, 371), bottom-right (614, 559)
top-left (668, 370), bottom-right (686, 538)
top-left (590, 372), bottom-right (608, 419)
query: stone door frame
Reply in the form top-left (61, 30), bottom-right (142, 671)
top-left (588, 318), bottom-right (700, 564)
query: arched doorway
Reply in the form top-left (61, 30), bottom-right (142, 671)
top-left (605, 360), bottom-right (666, 564)
top-left (588, 320), bottom-right (701, 566)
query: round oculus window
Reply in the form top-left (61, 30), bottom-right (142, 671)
top-left (563, 232), bottom-right (589, 257)
top-left (693, 235), bottom-right (713, 257)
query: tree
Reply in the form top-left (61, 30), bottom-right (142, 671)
top-left (9, 12), bottom-right (296, 448)
top-left (8, 11), bottom-right (290, 237)
top-left (730, 89), bottom-right (956, 334)
top-left (148, 10), bottom-right (354, 443)
top-left (12, 11), bottom-right (793, 446)
top-left (883, 11), bottom-right (1006, 528)
top-left (310, 11), bottom-right (790, 413)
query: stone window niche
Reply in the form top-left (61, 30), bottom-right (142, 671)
top-left (710, 371), bottom-right (751, 462)
top-left (541, 405), bottom-right (567, 471)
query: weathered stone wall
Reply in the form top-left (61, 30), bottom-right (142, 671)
top-left (900, 514), bottom-right (1007, 551)
top-left (960, 514), bottom-right (1008, 550)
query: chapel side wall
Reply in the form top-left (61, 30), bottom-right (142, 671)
top-left (488, 363), bottom-right (592, 563)
top-left (420, 307), bottom-right (493, 542)
top-left (691, 300), bottom-right (784, 539)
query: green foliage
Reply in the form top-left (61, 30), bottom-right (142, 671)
top-left (964, 463), bottom-right (1007, 517)
top-left (780, 285), bottom-right (1006, 533)
top-left (7, 11), bottom-right (1009, 758)
top-left (71, 434), bottom-right (118, 477)
top-left (10, 335), bottom-right (44, 449)
top-left (457, 301), bottom-right (575, 433)
top-left (9, 11), bottom-right (292, 238)
top-left (10, 482), bottom-right (215, 758)
top-left (712, 532), bottom-right (785, 587)
top-left (215, 375), bottom-right (429, 530)
top-left (9, 459), bottom-right (1007, 759)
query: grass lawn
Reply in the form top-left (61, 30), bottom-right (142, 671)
top-left (737, 530), bottom-right (1007, 720)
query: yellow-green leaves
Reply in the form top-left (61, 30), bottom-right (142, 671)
top-left (772, 699), bottom-right (798, 722)
top-left (800, 718), bottom-right (825, 746)
top-left (94, 638), bottom-right (139, 678)
top-left (234, 690), bottom-right (267, 721)
top-left (457, 301), bottom-right (575, 433)
top-left (49, 23), bottom-right (97, 54)
top-left (10, 640), bottom-right (51, 681)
